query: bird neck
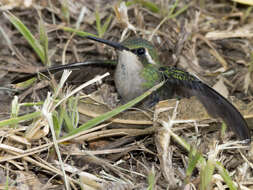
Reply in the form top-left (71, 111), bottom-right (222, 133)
top-left (141, 64), bottom-right (161, 88)
top-left (114, 50), bottom-right (161, 101)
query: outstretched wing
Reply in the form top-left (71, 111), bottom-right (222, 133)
top-left (12, 60), bottom-right (117, 84)
top-left (160, 67), bottom-right (251, 142)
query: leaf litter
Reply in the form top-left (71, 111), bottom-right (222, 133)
top-left (0, 0), bottom-right (253, 189)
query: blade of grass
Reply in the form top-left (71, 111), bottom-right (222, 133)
top-left (53, 112), bottom-right (61, 138)
top-left (95, 9), bottom-right (102, 37)
top-left (95, 9), bottom-right (112, 38)
top-left (61, 27), bottom-right (97, 38)
top-left (62, 96), bottom-right (80, 134)
top-left (162, 121), bottom-right (239, 189)
top-left (186, 147), bottom-right (202, 179)
top-left (242, 6), bottom-right (253, 23)
top-left (60, 0), bottom-right (70, 24)
top-left (61, 81), bottom-right (165, 139)
top-left (0, 111), bottom-right (41, 128)
top-left (14, 77), bottom-right (37, 90)
top-left (64, 96), bottom-right (79, 132)
top-left (168, 0), bottom-right (179, 15)
top-left (11, 96), bottom-right (19, 119)
top-left (200, 159), bottom-right (215, 190)
top-left (19, 101), bottom-right (44, 107)
top-left (126, 0), bottom-right (159, 13)
top-left (216, 161), bottom-right (237, 190)
top-left (147, 168), bottom-right (156, 190)
top-left (63, 110), bottom-right (73, 132)
top-left (101, 14), bottom-right (112, 37)
top-left (38, 12), bottom-right (49, 66)
top-left (149, 1), bottom-right (190, 40)
top-left (4, 12), bottom-right (45, 63)
top-left (10, 96), bottom-right (20, 128)
top-left (42, 93), bottom-right (70, 190)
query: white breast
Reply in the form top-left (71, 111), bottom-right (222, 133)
top-left (114, 50), bottom-right (148, 102)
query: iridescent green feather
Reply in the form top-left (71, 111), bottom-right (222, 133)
top-left (163, 67), bottom-right (197, 82)
top-left (141, 65), bottom-right (161, 88)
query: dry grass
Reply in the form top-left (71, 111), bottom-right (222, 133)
top-left (0, 0), bottom-right (253, 189)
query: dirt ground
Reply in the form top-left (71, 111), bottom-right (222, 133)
top-left (0, 0), bottom-right (253, 189)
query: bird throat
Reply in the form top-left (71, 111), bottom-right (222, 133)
top-left (114, 50), bottom-right (150, 102)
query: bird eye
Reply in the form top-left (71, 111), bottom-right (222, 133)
top-left (136, 48), bottom-right (145, 56)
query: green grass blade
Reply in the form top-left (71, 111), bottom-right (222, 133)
top-left (38, 14), bottom-right (49, 65)
top-left (53, 112), bottom-right (61, 138)
top-left (126, 0), bottom-right (159, 13)
top-left (168, 3), bottom-right (190, 19)
top-left (14, 77), bottom-right (37, 90)
top-left (216, 162), bottom-right (237, 190)
top-left (95, 9), bottom-right (112, 37)
top-left (200, 159), bottom-right (215, 190)
top-left (95, 9), bottom-right (102, 37)
top-left (186, 148), bottom-right (202, 178)
top-left (168, 0), bottom-right (179, 15)
top-left (0, 111), bottom-right (41, 128)
top-left (4, 12), bottom-right (45, 63)
top-left (61, 26), bottom-right (97, 38)
top-left (147, 169), bottom-right (155, 190)
top-left (101, 14), bottom-right (112, 37)
top-left (60, 0), bottom-right (70, 24)
top-left (61, 82), bottom-right (164, 139)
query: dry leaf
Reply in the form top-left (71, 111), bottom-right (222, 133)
top-left (243, 71), bottom-right (251, 94)
top-left (16, 171), bottom-right (43, 189)
top-left (114, 1), bottom-right (136, 40)
top-left (232, 0), bottom-right (253, 5)
top-left (25, 119), bottom-right (49, 140)
top-left (205, 24), bottom-right (253, 40)
top-left (213, 78), bottom-right (229, 98)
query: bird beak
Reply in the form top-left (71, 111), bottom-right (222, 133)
top-left (86, 36), bottom-right (129, 51)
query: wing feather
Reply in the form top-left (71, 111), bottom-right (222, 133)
top-left (12, 60), bottom-right (116, 84)
top-left (160, 67), bottom-right (251, 142)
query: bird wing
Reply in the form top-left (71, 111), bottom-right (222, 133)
top-left (12, 60), bottom-right (117, 84)
top-left (160, 66), bottom-right (251, 142)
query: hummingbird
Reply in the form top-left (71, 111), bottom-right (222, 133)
top-left (13, 35), bottom-right (251, 142)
